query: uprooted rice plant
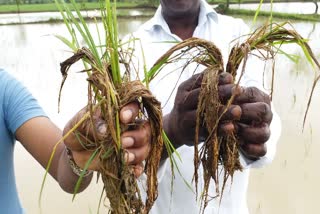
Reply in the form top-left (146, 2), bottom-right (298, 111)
top-left (39, 0), bottom-right (320, 213)
top-left (148, 21), bottom-right (320, 213)
top-left (38, 0), bottom-right (179, 213)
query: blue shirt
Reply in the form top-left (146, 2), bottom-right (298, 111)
top-left (0, 69), bottom-right (46, 214)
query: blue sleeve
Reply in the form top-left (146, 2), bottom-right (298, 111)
top-left (1, 70), bottom-right (47, 135)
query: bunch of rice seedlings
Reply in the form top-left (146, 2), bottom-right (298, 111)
top-left (148, 22), bottom-right (320, 213)
top-left (43, 0), bottom-right (175, 213)
top-left (227, 22), bottom-right (320, 126)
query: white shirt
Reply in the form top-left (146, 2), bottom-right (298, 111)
top-left (123, 0), bottom-right (281, 213)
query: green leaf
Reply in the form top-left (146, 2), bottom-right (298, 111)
top-left (54, 34), bottom-right (77, 51)
top-left (72, 148), bottom-right (100, 201)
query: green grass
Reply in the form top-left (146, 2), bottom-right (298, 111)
top-left (0, 2), bottom-right (318, 23)
top-left (226, 8), bottom-right (320, 22)
top-left (0, 2), bottom-right (143, 13)
top-left (208, 0), bottom-right (317, 3)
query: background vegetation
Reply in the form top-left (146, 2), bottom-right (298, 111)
top-left (0, 0), bottom-right (318, 13)
top-left (0, 0), bottom-right (317, 11)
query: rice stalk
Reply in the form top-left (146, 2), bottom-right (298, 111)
top-left (227, 21), bottom-right (320, 127)
top-left (149, 21), bottom-right (320, 213)
top-left (50, 0), bottom-right (167, 213)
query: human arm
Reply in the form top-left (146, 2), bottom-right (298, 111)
top-left (2, 71), bottom-right (89, 194)
top-left (3, 69), bottom-right (151, 194)
top-left (15, 102), bottom-right (150, 193)
top-left (15, 116), bottom-right (93, 193)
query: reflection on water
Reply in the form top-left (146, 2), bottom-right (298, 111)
top-left (230, 2), bottom-right (320, 15)
top-left (0, 8), bottom-right (155, 25)
top-left (0, 12), bottom-right (320, 214)
top-left (0, 2), bottom-right (318, 25)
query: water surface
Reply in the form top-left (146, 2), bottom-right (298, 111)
top-left (0, 9), bottom-right (319, 214)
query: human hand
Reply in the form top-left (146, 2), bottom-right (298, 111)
top-left (232, 86), bottom-right (273, 160)
top-left (164, 72), bottom-right (241, 148)
top-left (63, 102), bottom-right (151, 177)
top-left (200, 73), bottom-right (273, 160)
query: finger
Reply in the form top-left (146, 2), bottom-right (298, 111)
top-left (132, 163), bottom-right (144, 178)
top-left (120, 101), bottom-right (140, 124)
top-left (218, 122), bottom-right (235, 135)
top-left (234, 87), bottom-right (271, 105)
top-left (121, 121), bottom-right (151, 148)
top-left (126, 144), bottom-right (150, 165)
top-left (124, 151), bottom-right (136, 164)
top-left (179, 73), bottom-right (203, 92)
top-left (122, 120), bottom-right (151, 165)
top-left (219, 72), bottom-right (234, 85)
top-left (239, 140), bottom-right (267, 159)
top-left (218, 84), bottom-right (242, 104)
top-left (236, 122), bottom-right (271, 144)
top-left (240, 102), bottom-right (273, 125)
top-left (179, 72), bottom-right (233, 110)
top-left (63, 107), bottom-right (104, 151)
top-left (219, 105), bottom-right (242, 121)
top-left (124, 133), bottom-right (150, 165)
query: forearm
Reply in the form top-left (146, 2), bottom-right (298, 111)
top-left (57, 146), bottom-right (93, 193)
top-left (16, 117), bottom-right (93, 192)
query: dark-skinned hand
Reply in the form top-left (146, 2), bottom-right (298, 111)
top-left (163, 72), bottom-right (272, 160)
top-left (163, 72), bottom-right (241, 149)
top-left (233, 85), bottom-right (273, 160)
top-left (63, 102), bottom-right (151, 177)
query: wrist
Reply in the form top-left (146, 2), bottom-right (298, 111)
top-left (65, 147), bottom-right (93, 177)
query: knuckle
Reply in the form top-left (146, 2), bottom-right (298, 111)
top-left (261, 128), bottom-right (271, 142)
top-left (246, 87), bottom-right (270, 104)
top-left (178, 80), bottom-right (188, 92)
top-left (260, 135), bottom-right (270, 143)
top-left (261, 102), bottom-right (273, 122)
top-left (255, 128), bottom-right (270, 143)
top-left (262, 92), bottom-right (271, 105)
top-left (258, 102), bottom-right (268, 117)
top-left (246, 87), bottom-right (257, 102)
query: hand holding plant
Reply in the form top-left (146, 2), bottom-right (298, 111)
top-left (63, 102), bottom-right (151, 178)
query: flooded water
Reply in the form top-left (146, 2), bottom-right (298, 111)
top-left (230, 2), bottom-right (320, 14)
top-left (0, 8), bottom-right (155, 25)
top-left (0, 4), bottom-right (320, 214)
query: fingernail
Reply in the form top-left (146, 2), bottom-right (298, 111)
top-left (220, 72), bottom-right (228, 80)
top-left (122, 109), bottom-right (133, 122)
top-left (231, 106), bottom-right (241, 120)
top-left (98, 123), bottom-right (106, 134)
top-left (122, 137), bottom-right (134, 148)
top-left (134, 165), bottom-right (144, 178)
top-left (223, 122), bottom-right (235, 135)
top-left (125, 152), bottom-right (135, 163)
